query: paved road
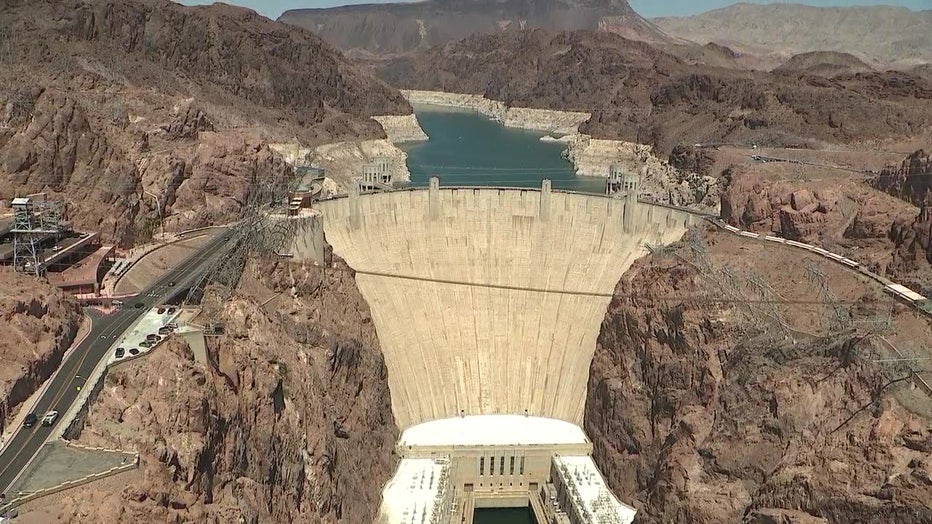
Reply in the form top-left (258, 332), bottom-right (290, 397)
top-left (0, 230), bottom-right (231, 497)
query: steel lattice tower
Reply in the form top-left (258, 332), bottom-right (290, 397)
top-left (11, 196), bottom-right (63, 276)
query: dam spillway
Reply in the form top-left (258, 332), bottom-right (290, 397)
top-left (294, 181), bottom-right (700, 522)
top-left (305, 182), bottom-right (698, 429)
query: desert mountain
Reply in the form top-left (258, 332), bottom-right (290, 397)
top-left (380, 30), bottom-right (932, 155)
top-left (0, 0), bottom-right (408, 245)
top-left (654, 3), bottom-right (932, 68)
top-left (279, 0), bottom-right (674, 55)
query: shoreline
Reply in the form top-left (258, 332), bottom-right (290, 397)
top-left (398, 90), bottom-right (720, 209)
top-left (270, 91), bottom-right (719, 209)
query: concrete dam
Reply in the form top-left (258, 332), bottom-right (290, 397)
top-left (293, 180), bottom-right (700, 523)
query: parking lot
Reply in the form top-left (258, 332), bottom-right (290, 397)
top-left (107, 307), bottom-right (180, 365)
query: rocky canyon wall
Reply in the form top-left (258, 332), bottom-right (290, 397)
top-left (0, 272), bottom-right (82, 438)
top-left (584, 230), bottom-right (932, 523)
top-left (56, 256), bottom-right (396, 523)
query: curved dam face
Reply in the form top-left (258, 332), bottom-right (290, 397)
top-left (309, 185), bottom-right (697, 429)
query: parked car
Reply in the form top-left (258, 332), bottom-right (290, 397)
top-left (128, 348), bottom-right (140, 356)
top-left (115, 347), bottom-right (125, 358)
top-left (22, 413), bottom-right (37, 428)
top-left (139, 341), bottom-right (152, 348)
top-left (41, 411), bottom-right (59, 427)
top-left (112, 300), bottom-right (123, 307)
top-left (146, 333), bottom-right (159, 342)
top-left (157, 307), bottom-right (166, 315)
top-left (158, 327), bottom-right (172, 336)
top-left (167, 307), bottom-right (177, 315)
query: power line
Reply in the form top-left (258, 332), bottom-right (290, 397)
top-left (311, 264), bottom-right (870, 305)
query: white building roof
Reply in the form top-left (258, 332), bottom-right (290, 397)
top-left (553, 455), bottom-right (637, 524)
top-left (379, 458), bottom-right (448, 524)
top-left (399, 415), bottom-right (588, 448)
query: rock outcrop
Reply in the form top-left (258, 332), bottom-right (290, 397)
top-left (874, 150), bottom-right (932, 207)
top-left (373, 114), bottom-right (429, 143)
top-left (56, 256), bottom-right (396, 523)
top-left (585, 232), bottom-right (932, 523)
top-left (0, 272), bottom-right (82, 437)
top-left (773, 51), bottom-right (875, 78)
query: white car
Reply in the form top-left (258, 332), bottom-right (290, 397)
top-left (41, 410), bottom-right (59, 427)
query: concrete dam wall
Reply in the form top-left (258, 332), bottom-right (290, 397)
top-left (305, 185), bottom-right (698, 429)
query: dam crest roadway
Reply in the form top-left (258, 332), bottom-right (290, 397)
top-left (290, 179), bottom-right (702, 523)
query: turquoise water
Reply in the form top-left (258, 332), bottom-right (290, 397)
top-left (473, 507), bottom-right (537, 524)
top-left (399, 105), bottom-right (605, 193)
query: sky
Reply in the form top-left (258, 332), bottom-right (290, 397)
top-left (176, 0), bottom-right (930, 20)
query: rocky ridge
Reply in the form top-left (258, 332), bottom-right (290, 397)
top-left (379, 30), bottom-right (932, 157)
top-left (279, 0), bottom-right (673, 56)
top-left (654, 4), bottom-right (932, 69)
top-left (0, 0), bottom-right (409, 245)
top-left (773, 51), bottom-right (876, 78)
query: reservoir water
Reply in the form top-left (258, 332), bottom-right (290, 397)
top-left (473, 507), bottom-right (537, 524)
top-left (400, 105), bottom-right (605, 193)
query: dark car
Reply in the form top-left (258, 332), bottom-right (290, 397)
top-left (128, 348), bottom-right (140, 356)
top-left (115, 347), bottom-right (125, 358)
top-left (23, 413), bottom-right (37, 428)
top-left (158, 327), bottom-right (172, 336)
top-left (167, 307), bottom-right (177, 315)
top-left (146, 333), bottom-right (160, 342)
top-left (134, 302), bottom-right (145, 309)
top-left (157, 307), bottom-right (166, 315)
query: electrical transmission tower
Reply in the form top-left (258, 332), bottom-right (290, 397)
top-left (11, 195), bottom-right (64, 277)
top-left (680, 234), bottom-right (793, 341)
top-left (183, 167), bottom-right (302, 319)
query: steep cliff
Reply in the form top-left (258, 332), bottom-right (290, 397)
top-left (280, 0), bottom-right (672, 55)
top-left (874, 150), bottom-right (932, 206)
top-left (585, 231), bottom-right (932, 523)
top-left (0, 271), bottom-right (83, 436)
top-left (878, 151), bottom-right (932, 291)
top-left (0, 0), bottom-right (409, 245)
top-left (52, 256), bottom-right (396, 523)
